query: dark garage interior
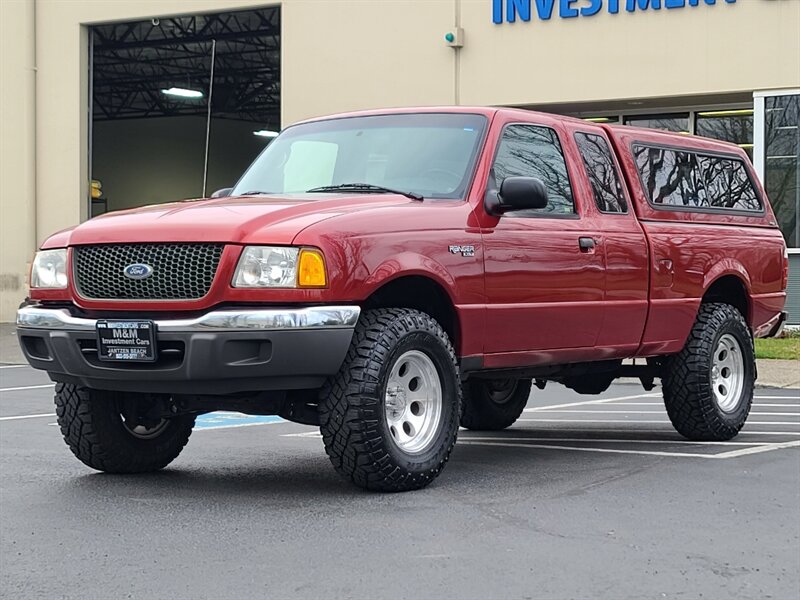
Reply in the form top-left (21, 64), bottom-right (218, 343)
top-left (89, 7), bottom-right (281, 215)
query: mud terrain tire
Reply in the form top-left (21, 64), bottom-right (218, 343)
top-left (55, 383), bottom-right (195, 473)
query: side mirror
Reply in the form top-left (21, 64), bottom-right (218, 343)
top-left (211, 187), bottom-right (233, 198)
top-left (485, 177), bottom-right (548, 215)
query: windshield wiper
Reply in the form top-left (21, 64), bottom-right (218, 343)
top-left (306, 183), bottom-right (423, 201)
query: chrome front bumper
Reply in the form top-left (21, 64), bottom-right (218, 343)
top-left (16, 305), bottom-right (361, 394)
top-left (16, 305), bottom-right (361, 332)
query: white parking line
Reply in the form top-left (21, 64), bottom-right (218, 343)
top-left (0, 384), bottom-right (55, 393)
top-left (459, 439), bottom-right (800, 459)
top-left (737, 431), bottom-right (800, 436)
top-left (0, 413), bottom-right (56, 422)
top-left (534, 410), bottom-right (664, 414)
top-left (517, 418), bottom-right (800, 426)
top-left (524, 392), bottom-right (661, 412)
top-left (459, 440), bottom-right (713, 459)
top-left (519, 418), bottom-right (664, 424)
top-left (462, 436), bottom-right (763, 446)
top-left (713, 441), bottom-right (800, 458)
top-left (533, 409), bottom-right (800, 417)
top-left (0, 365), bottom-right (29, 370)
top-left (755, 395), bottom-right (800, 399)
top-left (506, 428), bottom-right (798, 437)
top-left (610, 402), bottom-right (799, 409)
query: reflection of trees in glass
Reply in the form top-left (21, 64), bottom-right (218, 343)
top-left (624, 114), bottom-right (689, 133)
top-left (493, 125), bottom-right (574, 214)
top-left (695, 113), bottom-right (753, 158)
top-left (700, 157), bottom-right (760, 210)
top-left (634, 145), bottom-right (761, 211)
top-left (575, 133), bottom-right (627, 213)
top-left (635, 147), bottom-right (705, 206)
top-left (765, 95), bottom-right (799, 247)
top-left (728, 163), bottom-right (760, 210)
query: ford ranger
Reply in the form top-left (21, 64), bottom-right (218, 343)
top-left (17, 107), bottom-right (788, 491)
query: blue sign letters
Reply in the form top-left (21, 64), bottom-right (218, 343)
top-left (493, 0), bottom-right (736, 24)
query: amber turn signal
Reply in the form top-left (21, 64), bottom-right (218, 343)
top-left (297, 248), bottom-right (327, 287)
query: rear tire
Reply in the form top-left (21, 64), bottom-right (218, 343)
top-left (460, 378), bottom-right (532, 431)
top-left (319, 308), bottom-right (461, 492)
top-left (662, 303), bottom-right (755, 441)
top-left (55, 383), bottom-right (195, 473)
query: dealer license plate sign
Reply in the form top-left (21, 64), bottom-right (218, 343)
top-left (96, 320), bottom-right (156, 362)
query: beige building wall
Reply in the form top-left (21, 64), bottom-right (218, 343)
top-left (1, 0), bottom-right (799, 322)
top-left (0, 0), bottom-right (36, 322)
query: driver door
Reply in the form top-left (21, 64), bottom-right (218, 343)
top-left (481, 121), bottom-right (606, 357)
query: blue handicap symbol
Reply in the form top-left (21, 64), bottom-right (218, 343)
top-left (194, 411), bottom-right (284, 430)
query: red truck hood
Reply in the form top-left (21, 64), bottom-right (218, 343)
top-left (45, 194), bottom-right (413, 247)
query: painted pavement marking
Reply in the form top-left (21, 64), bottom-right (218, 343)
top-left (0, 412), bottom-right (56, 422)
top-left (0, 384), bottom-right (55, 393)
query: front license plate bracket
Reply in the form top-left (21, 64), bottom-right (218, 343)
top-left (96, 320), bottom-right (157, 362)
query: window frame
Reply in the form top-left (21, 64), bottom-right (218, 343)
top-left (573, 131), bottom-right (629, 215)
top-left (488, 122), bottom-right (579, 220)
top-left (631, 141), bottom-right (766, 216)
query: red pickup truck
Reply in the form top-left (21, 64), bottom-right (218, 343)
top-left (17, 107), bottom-right (788, 491)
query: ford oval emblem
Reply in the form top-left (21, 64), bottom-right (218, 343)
top-left (123, 263), bottom-right (154, 280)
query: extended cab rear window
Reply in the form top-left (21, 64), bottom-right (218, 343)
top-left (575, 132), bottom-right (627, 214)
top-left (633, 145), bottom-right (763, 213)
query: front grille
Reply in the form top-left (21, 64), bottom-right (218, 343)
top-left (73, 243), bottom-right (224, 300)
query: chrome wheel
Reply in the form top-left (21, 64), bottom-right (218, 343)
top-left (384, 350), bottom-right (443, 454)
top-left (711, 333), bottom-right (745, 413)
top-left (121, 415), bottom-right (169, 440)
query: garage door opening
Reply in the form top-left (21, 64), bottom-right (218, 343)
top-left (89, 7), bottom-right (280, 216)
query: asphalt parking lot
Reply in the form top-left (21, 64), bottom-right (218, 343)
top-left (1, 363), bottom-right (798, 600)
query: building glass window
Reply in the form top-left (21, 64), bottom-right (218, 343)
top-left (582, 116), bottom-right (620, 124)
top-left (492, 124), bottom-right (575, 215)
top-left (695, 109), bottom-right (754, 158)
top-left (764, 95), bottom-right (800, 247)
top-left (624, 113), bottom-right (690, 134)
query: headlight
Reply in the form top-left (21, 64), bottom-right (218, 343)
top-left (232, 246), bottom-right (327, 288)
top-left (30, 249), bottom-right (68, 289)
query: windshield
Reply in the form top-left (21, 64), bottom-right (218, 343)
top-left (231, 113), bottom-right (488, 199)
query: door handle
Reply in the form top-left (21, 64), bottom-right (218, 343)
top-left (578, 237), bottom-right (596, 251)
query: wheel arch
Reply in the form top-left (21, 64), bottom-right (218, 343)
top-left (702, 273), bottom-right (752, 326)
top-left (362, 274), bottom-right (462, 355)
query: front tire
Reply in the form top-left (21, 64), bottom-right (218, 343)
top-left (662, 303), bottom-right (755, 441)
top-left (55, 384), bottom-right (195, 473)
top-left (319, 308), bottom-right (461, 492)
top-left (460, 378), bottom-right (532, 431)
